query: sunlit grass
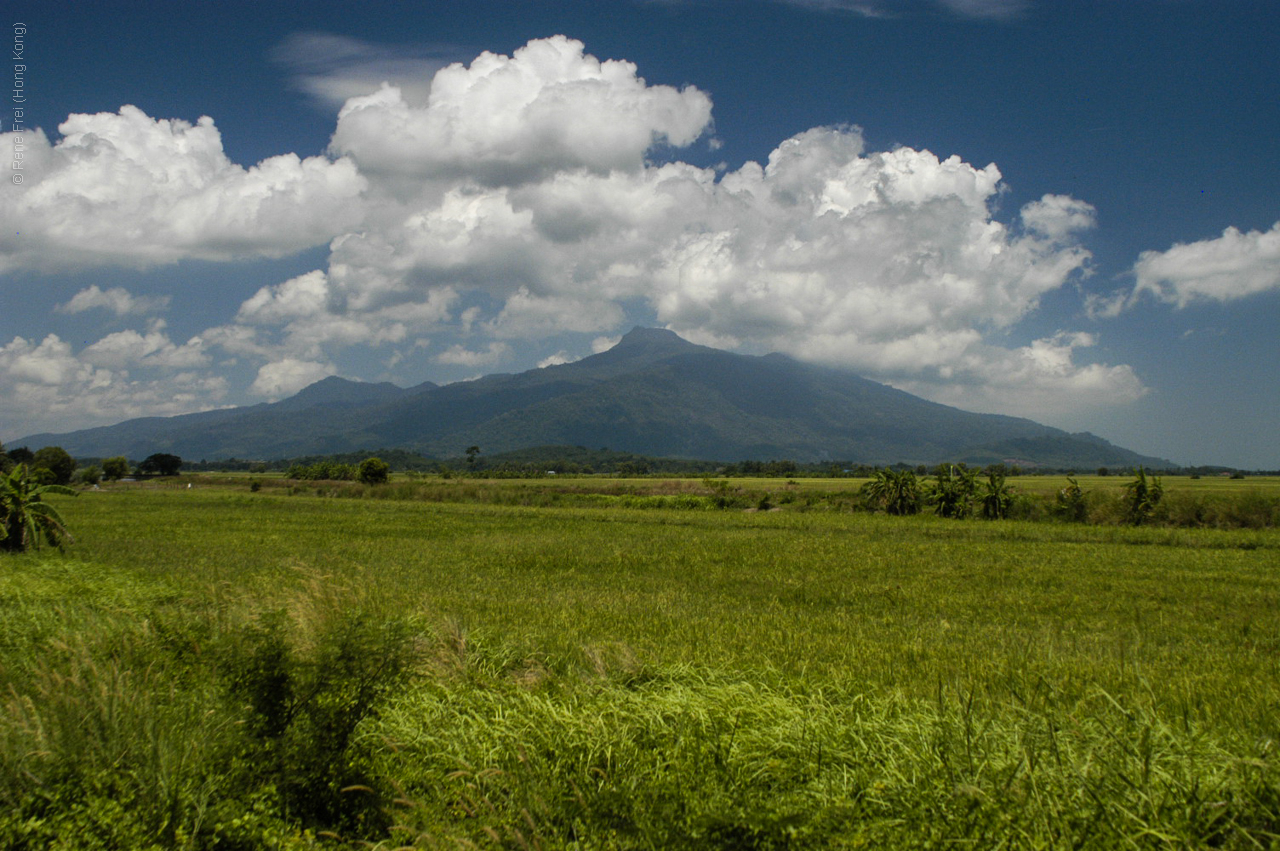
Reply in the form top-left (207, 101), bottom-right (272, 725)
top-left (2, 484), bottom-right (1278, 848)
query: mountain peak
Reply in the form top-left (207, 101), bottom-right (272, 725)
top-left (275, 376), bottom-right (408, 411)
top-left (615, 327), bottom-right (692, 349)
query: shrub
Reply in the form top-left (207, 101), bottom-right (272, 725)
top-left (1053, 477), bottom-right (1089, 523)
top-left (358, 457), bottom-right (390, 485)
top-left (101, 456), bottom-right (130, 480)
top-left (286, 461), bottom-right (357, 481)
top-left (1123, 467), bottom-right (1163, 525)
top-left (862, 469), bottom-right (922, 516)
top-left (979, 470), bottom-right (1014, 520)
top-left (928, 464), bottom-right (976, 519)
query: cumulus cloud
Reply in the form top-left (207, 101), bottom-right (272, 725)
top-left (215, 269), bottom-right (455, 367)
top-left (328, 35), bottom-right (713, 186)
top-left (896, 331), bottom-right (1146, 420)
top-left (1131, 222), bottom-right (1280, 307)
top-left (249, 357), bottom-right (335, 398)
top-left (7, 35), bottom-right (1143, 435)
top-left (81, 322), bottom-right (209, 371)
top-left (538, 351), bottom-right (576, 368)
top-left (0, 333), bottom-right (227, 438)
top-left (57, 285), bottom-right (171, 316)
top-left (0, 108), bottom-right (366, 273)
top-left (293, 97), bottom-right (1125, 411)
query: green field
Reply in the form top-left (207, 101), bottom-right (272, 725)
top-left (2, 478), bottom-right (1279, 848)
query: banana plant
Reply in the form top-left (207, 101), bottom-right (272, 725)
top-left (862, 468), bottom-right (922, 516)
top-left (979, 469), bottom-right (1014, 520)
top-left (1, 463), bottom-right (77, 552)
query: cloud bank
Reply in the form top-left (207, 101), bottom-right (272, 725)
top-left (2, 35), bottom-right (1146, 438)
top-left (0, 108), bottom-right (365, 273)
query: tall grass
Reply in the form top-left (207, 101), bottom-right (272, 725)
top-left (1, 486), bottom-right (1277, 847)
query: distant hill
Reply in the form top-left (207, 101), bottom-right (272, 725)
top-left (12, 327), bottom-right (1173, 468)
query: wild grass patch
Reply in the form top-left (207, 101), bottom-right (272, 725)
top-left (2, 487), bottom-right (1278, 847)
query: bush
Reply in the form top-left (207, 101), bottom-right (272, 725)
top-left (102, 456), bottom-right (130, 480)
top-left (286, 461), bottom-right (358, 481)
top-left (861, 469), bottom-right (922, 516)
top-left (1053, 477), bottom-right (1088, 523)
top-left (928, 464), bottom-right (976, 519)
top-left (1123, 467), bottom-right (1163, 525)
top-left (358, 457), bottom-right (390, 485)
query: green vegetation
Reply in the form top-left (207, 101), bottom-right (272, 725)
top-left (358, 456), bottom-right (391, 485)
top-left (1, 477), bottom-right (1278, 847)
top-left (138, 452), bottom-right (184, 477)
top-left (102, 455), bottom-right (130, 480)
top-left (0, 463), bottom-right (76, 551)
top-left (32, 445), bottom-right (77, 485)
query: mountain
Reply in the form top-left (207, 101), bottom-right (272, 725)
top-left (10, 328), bottom-right (1173, 468)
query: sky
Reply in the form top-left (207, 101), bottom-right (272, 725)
top-left (2, 0), bottom-right (1278, 469)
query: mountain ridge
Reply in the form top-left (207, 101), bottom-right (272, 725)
top-left (10, 328), bottom-right (1175, 468)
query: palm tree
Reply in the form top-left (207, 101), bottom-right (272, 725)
top-left (1, 464), bottom-right (77, 552)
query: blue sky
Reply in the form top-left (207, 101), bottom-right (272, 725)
top-left (2, 0), bottom-right (1278, 468)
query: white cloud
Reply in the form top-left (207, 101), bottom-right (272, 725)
top-left (5, 35), bottom-right (1144, 436)
top-left (1131, 221), bottom-right (1280, 307)
top-left (591, 335), bottom-right (622, 354)
top-left (434, 342), bottom-right (511, 367)
top-left (328, 35), bottom-right (713, 186)
top-left (1020, 194), bottom-right (1097, 242)
top-left (895, 332), bottom-right (1147, 421)
top-left (249, 358), bottom-right (335, 398)
top-left (217, 269), bottom-right (455, 368)
top-left (81, 323), bottom-right (209, 371)
top-left (0, 333), bottom-right (228, 439)
top-left (0, 109), bottom-right (366, 273)
top-left (295, 113), bottom-right (1121, 414)
top-left (57, 285), bottom-right (170, 316)
top-left (538, 351), bottom-right (577, 368)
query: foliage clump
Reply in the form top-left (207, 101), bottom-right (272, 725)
top-left (1123, 467), bottom-right (1164, 525)
top-left (32, 446), bottom-right (76, 485)
top-left (1054, 476), bottom-right (1089, 522)
top-left (928, 464), bottom-right (976, 518)
top-left (861, 468), bottom-right (922, 515)
top-left (286, 461), bottom-right (358, 481)
top-left (1, 464), bottom-right (75, 552)
top-left (138, 452), bottom-right (183, 477)
top-left (358, 456), bottom-right (390, 485)
top-left (101, 456), bottom-right (130, 480)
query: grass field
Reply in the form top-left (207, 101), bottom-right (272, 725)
top-left (2, 478), bottom-right (1279, 848)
